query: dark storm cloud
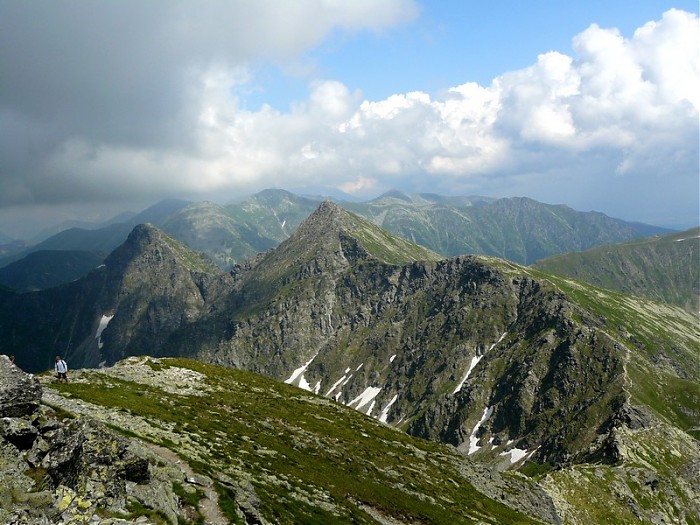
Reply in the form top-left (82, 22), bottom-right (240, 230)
top-left (0, 0), bottom-right (417, 207)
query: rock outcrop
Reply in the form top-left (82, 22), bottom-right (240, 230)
top-left (0, 355), bottom-right (209, 524)
top-left (0, 354), bottom-right (42, 417)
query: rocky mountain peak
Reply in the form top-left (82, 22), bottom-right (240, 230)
top-left (104, 222), bottom-right (218, 276)
top-left (125, 221), bottom-right (161, 243)
top-left (241, 200), bottom-right (440, 293)
top-left (103, 223), bottom-right (164, 270)
top-left (296, 199), bottom-right (350, 233)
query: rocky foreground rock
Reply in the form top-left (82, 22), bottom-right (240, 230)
top-left (0, 355), bottom-right (219, 525)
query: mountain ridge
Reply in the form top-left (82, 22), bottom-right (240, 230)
top-left (1, 190), bottom-right (673, 280)
top-left (1, 204), bottom-right (697, 522)
top-left (0, 249), bottom-right (105, 292)
top-left (533, 227), bottom-right (700, 313)
top-left (1, 355), bottom-right (559, 524)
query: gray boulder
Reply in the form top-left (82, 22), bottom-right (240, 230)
top-left (0, 417), bottom-right (38, 450)
top-left (0, 354), bottom-right (42, 417)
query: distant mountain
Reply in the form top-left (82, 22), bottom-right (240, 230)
top-left (1, 203), bottom-right (698, 522)
top-left (533, 227), bottom-right (700, 313)
top-left (20, 222), bottom-right (135, 254)
top-left (159, 200), bottom-right (285, 269)
top-left (29, 210), bottom-right (137, 244)
top-left (128, 198), bottom-right (191, 225)
top-left (225, 188), bottom-right (324, 244)
top-left (0, 250), bottom-right (105, 291)
top-left (0, 239), bottom-right (27, 259)
top-left (0, 189), bottom-right (671, 285)
top-left (0, 199), bottom-right (192, 270)
top-left (343, 191), bottom-right (671, 264)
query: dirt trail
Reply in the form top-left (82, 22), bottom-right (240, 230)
top-left (145, 443), bottom-right (228, 525)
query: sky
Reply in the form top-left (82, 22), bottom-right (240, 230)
top-left (0, 0), bottom-right (698, 239)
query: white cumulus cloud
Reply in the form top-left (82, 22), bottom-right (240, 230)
top-left (0, 4), bottom-right (697, 230)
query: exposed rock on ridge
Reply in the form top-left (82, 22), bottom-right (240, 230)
top-left (0, 355), bottom-right (42, 417)
top-left (0, 355), bottom-right (222, 524)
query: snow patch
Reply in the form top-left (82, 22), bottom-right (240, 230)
top-left (468, 406), bottom-right (493, 455)
top-left (355, 363), bottom-right (364, 371)
top-left (348, 387), bottom-right (382, 413)
top-left (313, 380), bottom-right (321, 395)
top-left (284, 353), bottom-right (318, 388)
top-left (675, 234), bottom-right (700, 242)
top-left (366, 400), bottom-right (376, 416)
top-left (500, 445), bottom-right (539, 465)
top-left (490, 331), bottom-right (508, 350)
top-left (298, 375), bottom-right (313, 392)
top-left (389, 354), bottom-right (397, 363)
top-left (325, 375), bottom-right (347, 397)
top-left (453, 332), bottom-right (507, 394)
top-left (95, 315), bottom-right (114, 349)
top-left (453, 355), bottom-right (482, 394)
top-left (327, 374), bottom-right (353, 399)
top-left (500, 447), bottom-right (529, 464)
top-left (379, 394), bottom-right (398, 423)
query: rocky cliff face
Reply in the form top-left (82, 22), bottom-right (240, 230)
top-left (190, 248), bottom-right (630, 467)
top-left (0, 224), bottom-right (233, 372)
top-left (161, 205), bottom-right (626, 466)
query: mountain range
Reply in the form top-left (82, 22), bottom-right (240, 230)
top-left (0, 189), bottom-right (671, 288)
top-left (1, 201), bottom-right (697, 523)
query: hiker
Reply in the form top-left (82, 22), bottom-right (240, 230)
top-left (9, 355), bottom-right (15, 365)
top-left (55, 356), bottom-right (68, 383)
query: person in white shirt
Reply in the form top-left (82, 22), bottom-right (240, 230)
top-left (55, 356), bottom-right (68, 383)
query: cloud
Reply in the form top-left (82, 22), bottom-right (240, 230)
top-left (0, 4), bottom-right (697, 228)
top-left (0, 0), bottom-right (417, 205)
top-left (192, 8), bottom-right (696, 206)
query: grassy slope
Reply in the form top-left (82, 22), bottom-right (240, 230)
top-left (533, 228), bottom-right (700, 312)
top-left (49, 358), bottom-right (542, 525)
